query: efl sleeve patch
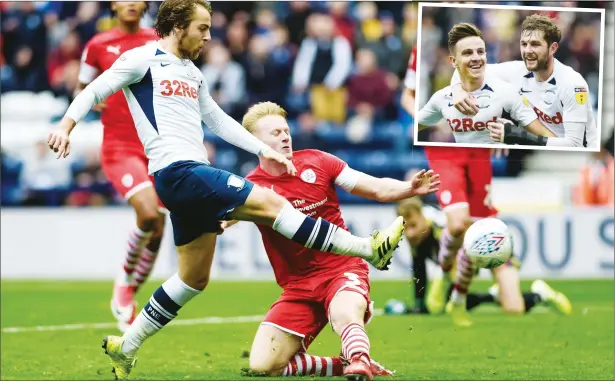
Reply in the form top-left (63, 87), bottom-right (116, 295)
top-left (574, 87), bottom-right (587, 105)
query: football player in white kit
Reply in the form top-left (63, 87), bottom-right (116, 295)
top-left (417, 23), bottom-right (555, 145)
top-left (46, 0), bottom-right (410, 378)
top-left (450, 14), bottom-right (599, 149)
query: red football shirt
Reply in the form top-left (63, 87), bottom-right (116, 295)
top-left (78, 28), bottom-right (158, 155)
top-left (246, 149), bottom-right (368, 288)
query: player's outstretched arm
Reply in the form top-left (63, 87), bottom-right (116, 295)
top-left (48, 50), bottom-right (149, 158)
top-left (198, 86), bottom-right (296, 175)
top-left (335, 166), bottom-right (440, 203)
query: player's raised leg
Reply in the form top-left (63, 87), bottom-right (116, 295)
top-left (228, 185), bottom-right (405, 270)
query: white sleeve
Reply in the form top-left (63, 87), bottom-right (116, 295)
top-left (545, 77), bottom-right (590, 147)
top-left (404, 68), bottom-right (416, 90)
top-left (65, 50), bottom-right (148, 123)
top-left (291, 38), bottom-right (317, 89)
top-left (546, 122), bottom-right (585, 147)
top-left (323, 37), bottom-right (353, 89)
top-left (417, 92), bottom-right (444, 127)
top-left (507, 92), bottom-right (538, 127)
top-left (199, 79), bottom-right (270, 156)
top-left (334, 166), bottom-right (363, 192)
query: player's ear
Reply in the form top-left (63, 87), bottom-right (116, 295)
top-left (549, 41), bottom-right (559, 56)
top-left (448, 55), bottom-right (457, 68)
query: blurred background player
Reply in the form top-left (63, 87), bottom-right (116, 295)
top-left (389, 197), bottom-right (572, 316)
top-left (224, 102), bottom-right (438, 380)
top-left (450, 14), bottom-right (599, 149)
top-left (416, 23), bottom-right (554, 145)
top-left (409, 23), bottom-right (550, 327)
top-left (76, 1), bottom-right (162, 331)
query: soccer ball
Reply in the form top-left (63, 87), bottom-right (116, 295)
top-left (463, 218), bottom-right (513, 269)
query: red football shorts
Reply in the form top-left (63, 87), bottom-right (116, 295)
top-left (424, 146), bottom-right (497, 218)
top-left (101, 149), bottom-right (166, 209)
top-left (262, 266), bottom-right (373, 351)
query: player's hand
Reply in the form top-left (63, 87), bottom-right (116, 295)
top-left (409, 169), bottom-right (440, 196)
top-left (47, 129), bottom-right (71, 158)
top-left (487, 118), bottom-right (513, 143)
top-left (452, 84), bottom-right (479, 116)
top-left (92, 100), bottom-right (107, 112)
top-left (260, 148), bottom-right (297, 176)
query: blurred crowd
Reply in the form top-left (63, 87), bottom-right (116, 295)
top-left (0, 1), bottom-right (611, 208)
top-left (1, 1), bottom-right (419, 207)
top-left (417, 1), bottom-right (606, 143)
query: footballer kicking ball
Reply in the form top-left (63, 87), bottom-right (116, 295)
top-left (463, 218), bottom-right (513, 269)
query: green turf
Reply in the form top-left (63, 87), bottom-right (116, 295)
top-left (1, 279), bottom-right (613, 380)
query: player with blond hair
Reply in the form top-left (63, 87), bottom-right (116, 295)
top-left (220, 101), bottom-right (439, 381)
top-left (450, 14), bottom-right (599, 149)
top-left (47, 0), bottom-right (409, 378)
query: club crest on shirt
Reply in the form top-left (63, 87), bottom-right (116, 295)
top-left (227, 175), bottom-right (245, 191)
top-left (574, 87), bottom-right (587, 105)
top-left (300, 169), bottom-right (316, 184)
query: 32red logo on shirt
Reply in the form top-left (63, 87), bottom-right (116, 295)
top-left (160, 80), bottom-right (197, 99)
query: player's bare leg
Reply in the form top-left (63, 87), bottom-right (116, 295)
top-left (491, 264), bottom-right (525, 314)
top-left (247, 324), bottom-right (305, 376)
top-left (429, 206), bottom-right (472, 314)
top-left (329, 291), bottom-right (392, 381)
top-left (228, 185), bottom-right (405, 270)
top-left (103, 232), bottom-right (216, 379)
top-left (112, 185), bottom-right (166, 332)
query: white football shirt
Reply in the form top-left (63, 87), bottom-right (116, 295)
top-left (65, 42), bottom-right (270, 174)
top-left (451, 59), bottom-right (598, 149)
top-left (418, 76), bottom-right (538, 144)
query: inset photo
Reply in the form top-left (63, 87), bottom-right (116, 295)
top-left (413, 2), bottom-right (605, 152)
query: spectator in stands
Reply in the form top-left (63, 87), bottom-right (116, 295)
top-left (284, 1), bottom-right (313, 47)
top-left (347, 48), bottom-right (396, 124)
top-left (245, 34), bottom-right (292, 110)
top-left (357, 11), bottom-right (408, 77)
top-left (201, 42), bottom-right (247, 121)
top-left (291, 12), bottom-right (352, 123)
top-left (225, 20), bottom-right (249, 67)
top-left (328, 2), bottom-right (356, 47)
top-left (47, 30), bottom-right (82, 98)
top-left (291, 112), bottom-right (328, 152)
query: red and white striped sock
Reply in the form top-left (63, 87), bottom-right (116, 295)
top-left (122, 226), bottom-right (152, 282)
top-left (438, 227), bottom-right (463, 273)
top-left (282, 353), bottom-right (343, 377)
top-left (133, 248), bottom-right (159, 287)
top-left (341, 323), bottom-right (371, 361)
top-left (451, 250), bottom-right (476, 304)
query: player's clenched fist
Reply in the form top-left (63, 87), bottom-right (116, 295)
top-left (487, 117), bottom-right (513, 143)
top-left (260, 148), bottom-right (297, 176)
top-left (409, 169), bottom-right (440, 196)
top-left (47, 129), bottom-right (71, 159)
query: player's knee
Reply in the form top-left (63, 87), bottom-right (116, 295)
top-left (448, 218), bottom-right (471, 237)
top-left (330, 300), bottom-right (367, 333)
top-left (178, 270), bottom-right (210, 291)
top-left (136, 207), bottom-right (161, 231)
top-left (248, 355), bottom-right (285, 376)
